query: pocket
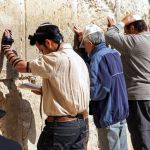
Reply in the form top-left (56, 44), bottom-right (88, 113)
top-left (53, 126), bottom-right (80, 149)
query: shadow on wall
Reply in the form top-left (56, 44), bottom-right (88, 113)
top-left (0, 51), bottom-right (37, 150)
top-left (21, 98), bottom-right (36, 150)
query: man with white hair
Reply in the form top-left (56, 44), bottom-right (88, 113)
top-left (74, 24), bottom-right (129, 150)
top-left (106, 14), bottom-right (150, 150)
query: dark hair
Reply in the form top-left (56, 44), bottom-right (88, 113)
top-left (126, 20), bottom-right (148, 32)
top-left (28, 22), bottom-right (64, 46)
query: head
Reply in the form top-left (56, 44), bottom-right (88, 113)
top-left (124, 15), bottom-right (147, 34)
top-left (28, 22), bottom-right (64, 54)
top-left (81, 24), bottom-right (105, 54)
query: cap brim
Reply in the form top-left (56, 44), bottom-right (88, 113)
top-left (79, 39), bottom-right (84, 48)
top-left (0, 109), bottom-right (6, 119)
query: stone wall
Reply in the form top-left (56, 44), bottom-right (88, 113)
top-left (0, 0), bottom-right (149, 149)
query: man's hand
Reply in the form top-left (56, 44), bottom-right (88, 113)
top-left (73, 26), bottom-right (83, 42)
top-left (121, 14), bottom-right (137, 26)
top-left (107, 16), bottom-right (116, 27)
top-left (1, 29), bottom-right (14, 45)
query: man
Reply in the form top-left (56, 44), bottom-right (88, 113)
top-left (74, 24), bottom-right (129, 150)
top-left (105, 14), bottom-right (150, 150)
top-left (0, 109), bottom-right (22, 150)
top-left (1, 22), bottom-right (90, 150)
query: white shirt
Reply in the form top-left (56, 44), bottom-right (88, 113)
top-left (29, 43), bottom-right (90, 116)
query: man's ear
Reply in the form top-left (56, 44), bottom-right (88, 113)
top-left (88, 40), bottom-right (93, 46)
top-left (45, 39), bottom-right (51, 47)
top-left (129, 25), bottom-right (135, 34)
top-left (89, 40), bottom-right (95, 48)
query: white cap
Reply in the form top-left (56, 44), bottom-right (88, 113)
top-left (132, 14), bottom-right (142, 22)
top-left (80, 24), bottom-right (102, 48)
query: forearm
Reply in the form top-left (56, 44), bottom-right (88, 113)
top-left (105, 23), bottom-right (126, 51)
top-left (2, 45), bottom-right (30, 73)
top-left (90, 85), bottom-right (109, 101)
top-left (106, 14), bottom-right (138, 52)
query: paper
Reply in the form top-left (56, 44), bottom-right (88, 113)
top-left (17, 83), bottom-right (41, 91)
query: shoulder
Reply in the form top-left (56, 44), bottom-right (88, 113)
top-left (97, 47), bottom-right (113, 57)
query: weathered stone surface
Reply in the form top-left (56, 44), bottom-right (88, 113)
top-left (0, 0), bottom-right (149, 149)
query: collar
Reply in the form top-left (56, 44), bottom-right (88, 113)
top-left (90, 42), bottom-right (107, 57)
top-left (57, 43), bottom-right (72, 51)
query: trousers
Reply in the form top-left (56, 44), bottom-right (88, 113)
top-left (37, 118), bottom-right (88, 150)
top-left (127, 100), bottom-right (150, 150)
top-left (97, 120), bottom-right (128, 150)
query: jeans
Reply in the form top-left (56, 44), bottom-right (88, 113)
top-left (127, 100), bottom-right (150, 150)
top-left (97, 120), bottom-right (128, 150)
top-left (37, 118), bottom-right (88, 150)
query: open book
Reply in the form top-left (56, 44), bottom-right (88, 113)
top-left (17, 83), bottom-right (41, 91)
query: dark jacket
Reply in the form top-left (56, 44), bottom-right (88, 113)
top-left (89, 43), bottom-right (128, 128)
top-left (0, 135), bottom-right (22, 150)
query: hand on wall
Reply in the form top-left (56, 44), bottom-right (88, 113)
top-left (73, 26), bottom-right (83, 42)
top-left (107, 16), bottom-right (116, 27)
top-left (1, 29), bottom-right (14, 46)
top-left (122, 14), bottom-right (142, 26)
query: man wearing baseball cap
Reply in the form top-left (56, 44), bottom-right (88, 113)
top-left (74, 24), bottom-right (129, 150)
top-left (106, 14), bottom-right (150, 150)
top-left (1, 22), bottom-right (90, 150)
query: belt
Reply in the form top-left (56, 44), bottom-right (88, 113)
top-left (46, 111), bottom-right (88, 123)
top-left (76, 110), bottom-right (88, 119)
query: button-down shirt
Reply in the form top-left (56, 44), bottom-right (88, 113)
top-left (29, 43), bottom-right (90, 116)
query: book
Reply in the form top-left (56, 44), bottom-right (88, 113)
top-left (17, 83), bottom-right (41, 91)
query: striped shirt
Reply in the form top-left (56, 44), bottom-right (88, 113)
top-left (29, 43), bottom-right (90, 116)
